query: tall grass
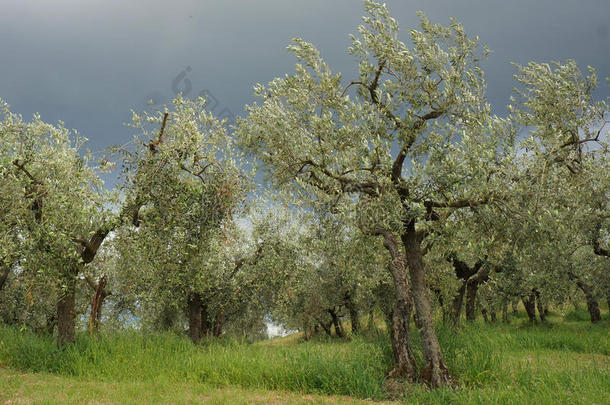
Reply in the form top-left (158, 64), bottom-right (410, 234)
top-left (0, 310), bottom-right (608, 403)
top-left (0, 328), bottom-right (391, 399)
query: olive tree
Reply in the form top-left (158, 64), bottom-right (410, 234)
top-left (115, 96), bottom-right (251, 343)
top-left (0, 99), bottom-right (116, 344)
top-left (509, 60), bottom-right (609, 321)
top-left (237, 1), bottom-right (513, 385)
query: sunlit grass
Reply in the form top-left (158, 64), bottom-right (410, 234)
top-left (0, 368), bottom-right (389, 405)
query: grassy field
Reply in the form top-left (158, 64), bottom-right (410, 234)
top-left (0, 309), bottom-right (608, 404)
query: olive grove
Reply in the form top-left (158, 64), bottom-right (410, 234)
top-left (0, 0), bottom-right (608, 391)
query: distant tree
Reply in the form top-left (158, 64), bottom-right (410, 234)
top-left (508, 60), bottom-right (609, 322)
top-left (115, 96), bottom-right (251, 343)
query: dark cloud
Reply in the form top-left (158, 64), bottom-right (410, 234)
top-left (1, 0), bottom-right (608, 158)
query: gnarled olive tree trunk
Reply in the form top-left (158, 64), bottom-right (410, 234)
top-left (465, 266), bottom-right (490, 322)
top-left (373, 227), bottom-right (416, 381)
top-left (534, 290), bottom-right (546, 323)
top-left (575, 280), bottom-right (601, 323)
top-left (87, 274), bottom-right (110, 334)
top-left (328, 308), bottom-right (345, 338)
top-left (402, 221), bottom-right (451, 387)
top-left (58, 226), bottom-right (113, 346)
top-left (522, 291), bottom-right (537, 323)
top-left (449, 257), bottom-right (482, 326)
top-left (57, 273), bottom-right (77, 346)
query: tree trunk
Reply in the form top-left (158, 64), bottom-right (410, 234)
top-left (95, 299), bottom-right (103, 328)
top-left (344, 294), bottom-right (360, 335)
top-left (465, 281), bottom-right (478, 321)
top-left (490, 309), bottom-right (497, 323)
top-left (511, 300), bottom-right (519, 315)
top-left (329, 308), bottom-right (344, 338)
top-left (213, 308), bottom-right (225, 337)
top-left (575, 280), bottom-right (601, 323)
top-left (522, 292), bottom-right (537, 323)
top-left (502, 302), bottom-right (509, 324)
top-left (57, 278), bottom-right (76, 346)
top-left (534, 291), bottom-right (546, 323)
top-left (464, 266), bottom-right (490, 322)
top-left (374, 227), bottom-right (417, 381)
top-left (388, 301), bottom-right (416, 380)
top-left (448, 257), bottom-right (481, 327)
top-left (201, 303), bottom-right (211, 337)
top-left (402, 221), bottom-right (451, 387)
top-left (349, 308), bottom-right (360, 335)
top-left (188, 293), bottom-right (203, 343)
top-left (88, 275), bottom-right (108, 334)
top-left (318, 319), bottom-right (332, 336)
top-left (450, 282), bottom-right (467, 326)
top-left (481, 308), bottom-right (489, 323)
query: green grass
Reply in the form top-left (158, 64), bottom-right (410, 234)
top-left (411, 314), bottom-right (609, 404)
top-left (0, 368), bottom-right (390, 404)
top-left (0, 328), bottom-right (391, 400)
top-left (0, 310), bottom-right (608, 404)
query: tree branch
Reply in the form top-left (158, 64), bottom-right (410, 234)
top-left (423, 194), bottom-right (496, 210)
top-left (148, 112), bottom-right (169, 154)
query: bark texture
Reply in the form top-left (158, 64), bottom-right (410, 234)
top-left (449, 257), bottom-right (483, 325)
top-left (402, 221), bottom-right (451, 387)
top-left (575, 280), bottom-right (602, 323)
top-left (465, 266), bottom-right (490, 322)
top-left (329, 308), bottom-right (344, 338)
top-left (534, 290), bottom-right (546, 323)
top-left (522, 292), bottom-right (537, 323)
top-left (88, 275), bottom-right (109, 334)
top-left (57, 279), bottom-right (76, 346)
top-left (374, 227), bottom-right (417, 381)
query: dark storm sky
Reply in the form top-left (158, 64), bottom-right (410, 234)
top-left (2, 0), bottom-right (609, 157)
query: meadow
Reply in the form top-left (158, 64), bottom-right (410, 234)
top-left (0, 309), bottom-right (608, 404)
